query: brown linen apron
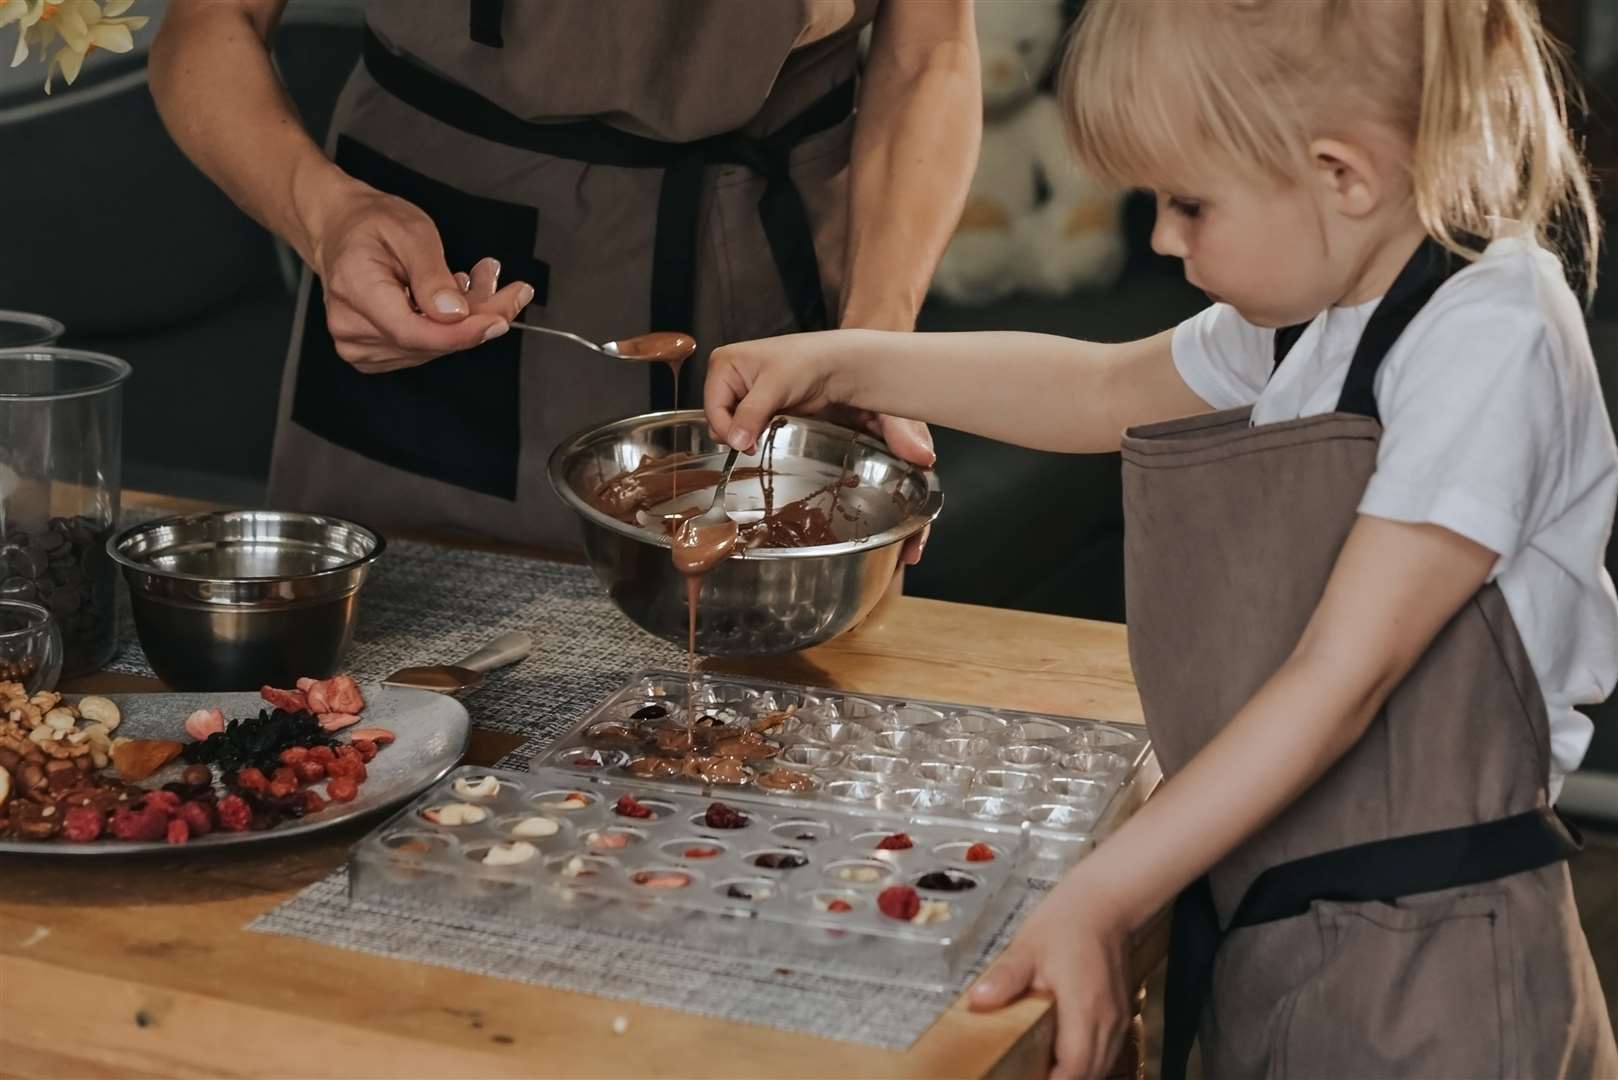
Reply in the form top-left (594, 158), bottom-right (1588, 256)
top-left (268, 0), bottom-right (877, 550)
top-left (1122, 240), bottom-right (1618, 1079)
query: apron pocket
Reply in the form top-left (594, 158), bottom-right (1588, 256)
top-left (1277, 890), bottom-right (1518, 1079)
top-left (290, 136), bottom-right (550, 501)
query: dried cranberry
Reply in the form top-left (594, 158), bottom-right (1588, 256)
top-left (964, 842), bottom-right (995, 862)
top-left (144, 789), bottom-right (182, 814)
top-left (683, 847), bottom-right (720, 858)
top-left (326, 777), bottom-right (358, 803)
top-left (177, 801), bottom-right (214, 836)
top-left (826, 898), bottom-right (853, 913)
top-left (216, 794), bottom-right (252, 832)
top-left (294, 759), bottom-right (326, 783)
top-left (703, 802), bottom-right (747, 829)
top-left (351, 739), bottom-right (377, 763)
top-left (268, 777), bottom-right (298, 799)
top-left (234, 767), bottom-right (269, 794)
top-left (876, 832), bottom-right (913, 851)
top-left (877, 885), bottom-right (921, 921)
top-left (302, 789), bottom-right (327, 814)
top-left (271, 766), bottom-right (297, 787)
top-left (614, 794), bottom-right (654, 819)
top-left (110, 805), bottom-right (168, 842)
top-left (307, 746), bottom-right (336, 765)
top-left (62, 806), bottom-right (104, 842)
top-left (278, 747), bottom-right (309, 766)
top-left (166, 818), bottom-right (190, 844)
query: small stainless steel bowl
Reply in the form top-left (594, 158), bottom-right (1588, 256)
top-left (549, 411), bottom-right (942, 655)
top-left (108, 510), bottom-right (384, 690)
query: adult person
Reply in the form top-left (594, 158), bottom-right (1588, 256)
top-left (149, 0), bottom-right (979, 552)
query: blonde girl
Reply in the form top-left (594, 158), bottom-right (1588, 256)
top-left (703, 1), bottom-right (1618, 1077)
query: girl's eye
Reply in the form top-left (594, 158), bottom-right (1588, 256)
top-left (1166, 196), bottom-right (1202, 219)
top-left (1169, 198), bottom-right (1202, 219)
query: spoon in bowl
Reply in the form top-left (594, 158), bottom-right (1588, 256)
top-left (510, 322), bottom-right (696, 363)
top-left (671, 448), bottom-right (743, 575)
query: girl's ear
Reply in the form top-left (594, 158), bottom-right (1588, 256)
top-left (1307, 137), bottom-right (1385, 220)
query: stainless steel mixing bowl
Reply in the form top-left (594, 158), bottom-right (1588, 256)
top-left (108, 510), bottom-right (384, 690)
top-left (549, 411), bottom-right (943, 655)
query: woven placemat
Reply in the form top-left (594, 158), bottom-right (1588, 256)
top-left (250, 869), bottom-right (1045, 1051)
top-left (107, 522), bottom-right (1032, 1048)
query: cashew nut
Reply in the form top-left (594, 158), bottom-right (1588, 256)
top-left (27, 725), bottom-right (55, 746)
top-left (43, 708), bottom-right (77, 733)
top-left (0, 764), bottom-right (10, 810)
top-left (75, 696), bottom-right (120, 730)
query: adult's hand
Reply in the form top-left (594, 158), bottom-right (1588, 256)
top-left (309, 182), bottom-right (534, 374)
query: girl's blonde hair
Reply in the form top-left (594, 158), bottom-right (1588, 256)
top-left (1062, 0), bottom-right (1601, 300)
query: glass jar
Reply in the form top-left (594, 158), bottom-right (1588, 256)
top-left (0, 599), bottom-right (63, 693)
top-left (0, 311), bottom-right (65, 349)
top-left (0, 348), bottom-right (131, 677)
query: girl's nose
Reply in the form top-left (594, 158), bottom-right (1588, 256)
top-left (1151, 211), bottom-right (1187, 259)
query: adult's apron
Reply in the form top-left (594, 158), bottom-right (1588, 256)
top-left (1121, 239), bottom-right (1618, 1079)
top-left (270, 0), bottom-right (878, 550)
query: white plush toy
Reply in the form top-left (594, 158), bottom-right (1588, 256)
top-left (930, 0), bottom-right (1127, 305)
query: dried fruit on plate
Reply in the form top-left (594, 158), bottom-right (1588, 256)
top-left (112, 739), bottom-right (184, 782)
top-left (964, 842), bottom-right (996, 862)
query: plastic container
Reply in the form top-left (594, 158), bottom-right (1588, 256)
top-left (532, 671), bottom-right (1151, 877)
top-left (349, 765), bottom-right (1029, 990)
top-left (0, 311), bottom-right (64, 349)
top-left (0, 347), bottom-right (130, 676)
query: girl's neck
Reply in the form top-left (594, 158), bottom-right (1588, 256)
top-left (1336, 215), bottom-right (1432, 308)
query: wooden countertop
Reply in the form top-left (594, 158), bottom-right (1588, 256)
top-left (0, 493), bottom-right (1158, 1079)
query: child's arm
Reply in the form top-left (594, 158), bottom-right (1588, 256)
top-left (970, 515), bottom-right (1499, 1080)
top-left (704, 327), bottom-right (1209, 455)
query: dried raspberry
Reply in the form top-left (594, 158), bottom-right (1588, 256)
top-left (62, 806), bottom-right (104, 842)
top-left (308, 746), bottom-right (336, 765)
top-left (166, 818), bottom-right (191, 844)
top-left (614, 794), bottom-right (654, 819)
top-left (703, 802), bottom-right (747, 829)
top-left (234, 767), bottom-right (269, 794)
top-left (177, 801), bottom-right (214, 836)
top-left (142, 790), bottom-right (182, 816)
top-left (826, 899), bottom-right (853, 913)
top-left (271, 766), bottom-right (297, 787)
top-left (877, 885), bottom-right (921, 921)
top-left (876, 832), bottom-right (914, 851)
top-left (326, 777), bottom-right (358, 803)
top-left (964, 842), bottom-right (996, 862)
top-left (294, 760), bottom-right (326, 783)
top-left (302, 789), bottom-right (327, 814)
top-left (111, 805), bottom-right (168, 842)
top-left (269, 777), bottom-right (298, 799)
top-left (217, 794), bottom-right (252, 832)
top-left (278, 746), bottom-right (309, 766)
top-left (351, 739), bottom-right (377, 762)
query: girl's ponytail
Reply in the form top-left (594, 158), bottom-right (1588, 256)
top-left (1415, 0), bottom-right (1600, 301)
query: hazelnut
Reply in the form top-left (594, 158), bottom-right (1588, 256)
top-left (180, 764), bottom-right (212, 788)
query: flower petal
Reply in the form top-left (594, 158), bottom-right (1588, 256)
top-left (101, 0), bottom-right (130, 14)
top-left (87, 19), bottom-right (128, 50)
top-left (0, 0), bottom-right (27, 30)
top-left (10, 26), bottom-right (29, 66)
top-left (54, 38), bottom-right (81, 80)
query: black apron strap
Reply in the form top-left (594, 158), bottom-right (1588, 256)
top-left (1160, 806), bottom-right (1580, 1080)
top-left (469, 0), bottom-right (503, 48)
top-left (361, 29), bottom-right (852, 410)
top-left (1271, 322), bottom-right (1307, 373)
top-left (1334, 236), bottom-right (1464, 421)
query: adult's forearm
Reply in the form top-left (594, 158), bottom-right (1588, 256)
top-left (148, 0), bottom-right (353, 268)
top-left (840, 12), bottom-right (980, 331)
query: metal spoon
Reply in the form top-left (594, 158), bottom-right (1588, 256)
top-left (636, 447), bottom-right (742, 531)
top-left (510, 322), bottom-right (696, 363)
top-left (671, 448), bottom-right (744, 575)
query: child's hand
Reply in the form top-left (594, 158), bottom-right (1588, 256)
top-left (970, 883), bottom-right (1132, 1080)
top-left (705, 331), bottom-right (855, 454)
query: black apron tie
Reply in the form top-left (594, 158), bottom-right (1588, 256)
top-left (1161, 807), bottom-right (1581, 1080)
top-left (361, 28), bottom-right (852, 408)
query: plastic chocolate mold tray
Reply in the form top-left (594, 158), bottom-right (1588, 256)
top-left (348, 765), bottom-right (1029, 990)
top-left (530, 671), bottom-right (1152, 871)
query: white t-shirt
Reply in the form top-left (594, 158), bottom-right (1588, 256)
top-left (1171, 233), bottom-right (1618, 798)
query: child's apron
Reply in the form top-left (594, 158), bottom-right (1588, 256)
top-left (269, 0), bottom-right (876, 550)
top-left (1121, 239), bottom-right (1618, 1079)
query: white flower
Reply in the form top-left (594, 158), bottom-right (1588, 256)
top-left (7, 0), bottom-right (147, 93)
